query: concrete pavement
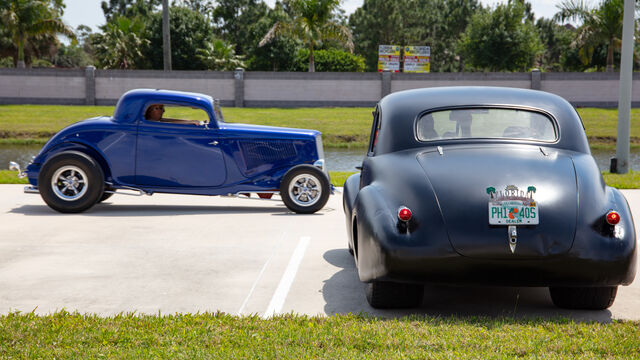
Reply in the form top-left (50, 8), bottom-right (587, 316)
top-left (0, 184), bottom-right (638, 321)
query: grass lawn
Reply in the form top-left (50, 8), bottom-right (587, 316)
top-left (0, 311), bottom-right (638, 359)
top-left (0, 170), bottom-right (353, 187)
top-left (4, 169), bottom-right (640, 189)
top-left (1, 105), bottom-right (638, 149)
top-left (0, 105), bottom-right (373, 148)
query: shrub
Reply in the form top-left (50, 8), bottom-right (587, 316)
top-left (295, 49), bottom-right (366, 72)
top-left (0, 56), bottom-right (14, 68)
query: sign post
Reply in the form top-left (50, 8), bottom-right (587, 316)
top-left (615, 0), bottom-right (634, 173)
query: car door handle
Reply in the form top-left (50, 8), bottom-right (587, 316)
top-left (209, 140), bottom-right (218, 146)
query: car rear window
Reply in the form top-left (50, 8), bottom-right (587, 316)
top-left (416, 108), bottom-right (557, 142)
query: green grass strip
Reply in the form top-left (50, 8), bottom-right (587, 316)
top-left (333, 171), bottom-right (640, 189)
top-left (0, 105), bottom-right (372, 148)
top-left (4, 170), bottom-right (640, 189)
top-left (0, 311), bottom-right (638, 359)
top-left (602, 170), bottom-right (640, 189)
top-left (0, 170), bottom-right (352, 187)
top-left (0, 170), bottom-right (28, 184)
top-left (2, 105), bottom-right (637, 149)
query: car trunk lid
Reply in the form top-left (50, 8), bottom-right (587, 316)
top-left (417, 145), bottom-right (577, 259)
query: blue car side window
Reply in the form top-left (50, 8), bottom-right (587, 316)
top-left (143, 103), bottom-right (209, 126)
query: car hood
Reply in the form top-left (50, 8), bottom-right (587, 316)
top-left (417, 144), bottom-right (578, 259)
top-left (219, 123), bottom-right (320, 138)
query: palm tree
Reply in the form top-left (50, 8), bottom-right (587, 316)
top-left (92, 17), bottom-right (149, 69)
top-left (259, 0), bottom-right (353, 72)
top-left (0, 0), bottom-right (75, 68)
top-left (556, 0), bottom-right (630, 72)
top-left (196, 38), bottom-right (245, 71)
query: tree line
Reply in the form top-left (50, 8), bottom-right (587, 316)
top-left (1, 0), bottom-right (638, 72)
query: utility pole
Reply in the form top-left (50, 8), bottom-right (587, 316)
top-left (162, 0), bottom-right (171, 71)
top-left (615, 0), bottom-right (635, 173)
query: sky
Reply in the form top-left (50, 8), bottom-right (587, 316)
top-left (62, 0), bottom-right (563, 33)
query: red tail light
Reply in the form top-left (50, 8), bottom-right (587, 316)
top-left (606, 210), bottom-right (620, 225)
top-left (398, 207), bottom-right (412, 222)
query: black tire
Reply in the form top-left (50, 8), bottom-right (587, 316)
top-left (98, 191), bottom-right (114, 203)
top-left (280, 165), bottom-right (330, 214)
top-left (38, 152), bottom-right (105, 213)
top-left (365, 281), bottom-right (424, 309)
top-left (549, 286), bottom-right (618, 310)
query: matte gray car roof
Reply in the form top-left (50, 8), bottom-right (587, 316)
top-left (376, 86), bottom-right (590, 155)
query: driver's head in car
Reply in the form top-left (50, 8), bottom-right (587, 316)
top-left (450, 110), bottom-right (473, 137)
top-left (145, 104), bottom-right (164, 121)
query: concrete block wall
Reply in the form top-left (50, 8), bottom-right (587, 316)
top-left (94, 70), bottom-right (235, 106)
top-left (243, 72), bottom-right (381, 107)
top-left (390, 72), bottom-right (532, 94)
top-left (0, 68), bottom-right (639, 108)
top-left (541, 72), bottom-right (640, 107)
top-left (0, 68), bottom-right (86, 105)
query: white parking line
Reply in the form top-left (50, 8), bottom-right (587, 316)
top-left (237, 231), bottom-right (287, 316)
top-left (262, 236), bottom-right (311, 318)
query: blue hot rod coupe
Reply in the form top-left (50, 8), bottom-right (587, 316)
top-left (10, 89), bottom-right (330, 214)
top-left (343, 87), bottom-right (636, 310)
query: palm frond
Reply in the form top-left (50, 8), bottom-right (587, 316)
top-left (554, 0), bottom-right (591, 23)
top-left (259, 21), bottom-right (283, 47)
top-left (322, 22), bottom-right (354, 52)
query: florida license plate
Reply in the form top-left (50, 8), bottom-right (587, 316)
top-left (489, 200), bottom-right (538, 225)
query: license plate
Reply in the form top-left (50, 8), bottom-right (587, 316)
top-left (489, 200), bottom-right (538, 225)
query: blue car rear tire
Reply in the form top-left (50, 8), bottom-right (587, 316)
top-left (38, 152), bottom-right (105, 213)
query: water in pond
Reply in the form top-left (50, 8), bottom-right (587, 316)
top-left (1, 143), bottom-right (637, 173)
top-left (1, 144), bottom-right (42, 169)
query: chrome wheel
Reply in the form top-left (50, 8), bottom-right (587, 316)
top-left (51, 165), bottom-right (88, 201)
top-left (288, 173), bottom-right (322, 207)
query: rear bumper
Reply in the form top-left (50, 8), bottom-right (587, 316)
top-left (373, 251), bottom-right (637, 287)
top-left (357, 223), bottom-right (637, 287)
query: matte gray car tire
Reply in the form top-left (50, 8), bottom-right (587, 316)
top-left (549, 286), bottom-right (617, 310)
top-left (365, 281), bottom-right (424, 309)
top-left (38, 152), bottom-right (105, 213)
top-left (280, 165), bottom-right (330, 214)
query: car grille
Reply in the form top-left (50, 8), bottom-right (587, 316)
top-left (239, 140), bottom-right (298, 171)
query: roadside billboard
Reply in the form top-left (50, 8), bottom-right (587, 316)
top-left (404, 46), bottom-right (430, 73)
top-left (378, 45), bottom-right (401, 72)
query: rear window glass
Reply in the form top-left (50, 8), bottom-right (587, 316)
top-left (416, 108), bottom-right (556, 142)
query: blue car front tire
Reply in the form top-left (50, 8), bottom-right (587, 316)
top-left (280, 165), bottom-right (330, 214)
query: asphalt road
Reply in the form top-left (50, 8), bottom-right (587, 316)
top-left (1, 184), bottom-right (638, 322)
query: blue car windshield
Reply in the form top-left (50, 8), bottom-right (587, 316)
top-left (417, 108), bottom-right (557, 142)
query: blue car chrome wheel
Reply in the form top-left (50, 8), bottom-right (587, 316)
top-left (51, 165), bottom-right (89, 201)
top-left (288, 173), bottom-right (322, 207)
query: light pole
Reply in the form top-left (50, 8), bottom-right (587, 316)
top-left (162, 0), bottom-right (171, 71)
top-left (615, 0), bottom-right (635, 173)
